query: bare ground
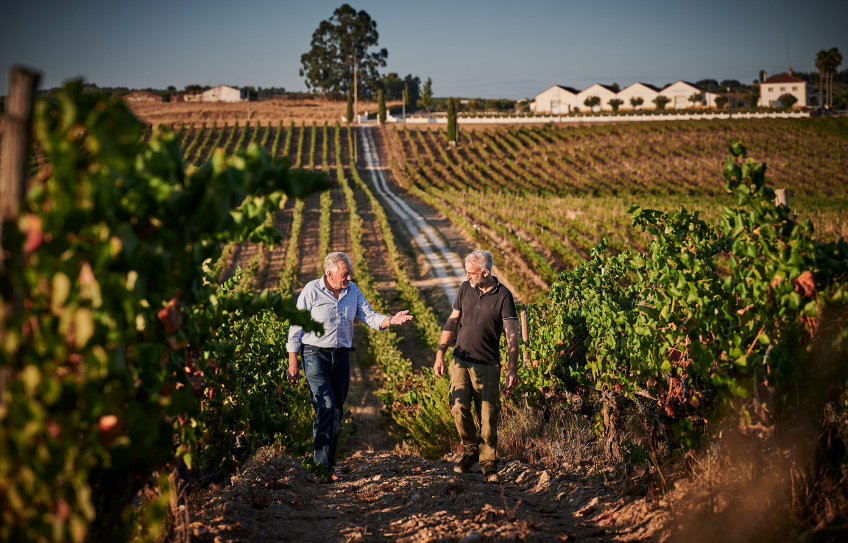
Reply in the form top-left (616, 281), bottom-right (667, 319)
top-left (177, 448), bottom-right (664, 542)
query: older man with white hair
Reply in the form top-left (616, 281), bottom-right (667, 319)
top-left (286, 252), bottom-right (413, 481)
top-left (434, 250), bottom-right (520, 483)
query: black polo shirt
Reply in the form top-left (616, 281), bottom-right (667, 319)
top-left (452, 277), bottom-right (518, 366)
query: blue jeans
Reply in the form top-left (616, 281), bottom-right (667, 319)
top-left (301, 346), bottom-right (350, 469)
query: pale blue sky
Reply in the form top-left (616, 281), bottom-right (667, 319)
top-left (2, 0), bottom-right (845, 99)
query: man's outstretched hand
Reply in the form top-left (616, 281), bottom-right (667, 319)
top-left (391, 310), bottom-right (414, 326)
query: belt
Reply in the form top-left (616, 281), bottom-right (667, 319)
top-left (304, 345), bottom-right (355, 354)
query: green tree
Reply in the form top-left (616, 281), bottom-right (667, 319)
top-left (299, 4), bottom-right (388, 99)
top-left (377, 88), bottom-right (386, 124)
top-left (608, 98), bottom-right (624, 112)
top-left (816, 49), bottom-right (829, 108)
top-left (629, 96), bottom-right (644, 110)
top-left (382, 72), bottom-right (404, 100)
top-left (404, 75), bottom-right (420, 109)
top-left (611, 82), bottom-right (620, 91)
top-left (777, 93), bottom-right (798, 109)
top-left (584, 96), bottom-right (601, 112)
top-left (346, 92), bottom-right (354, 123)
top-left (447, 97), bottom-right (457, 142)
top-left (420, 77), bottom-right (433, 112)
top-left (404, 82), bottom-right (410, 109)
top-left (652, 95), bottom-right (671, 110)
top-left (824, 47), bottom-right (843, 108)
top-left (714, 95), bottom-right (728, 109)
top-left (688, 92), bottom-right (702, 108)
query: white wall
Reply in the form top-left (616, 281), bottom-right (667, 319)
top-left (202, 85), bottom-right (244, 103)
top-left (617, 83), bottom-right (659, 110)
top-left (533, 86), bottom-right (577, 114)
top-left (576, 84), bottom-right (618, 111)
top-left (759, 82), bottom-right (808, 108)
top-left (659, 82), bottom-right (703, 109)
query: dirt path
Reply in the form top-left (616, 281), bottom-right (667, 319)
top-left (357, 127), bottom-right (520, 312)
top-left (183, 448), bottom-right (662, 542)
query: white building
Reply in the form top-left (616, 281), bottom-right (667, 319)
top-left (616, 82), bottom-right (660, 110)
top-left (659, 81), bottom-right (704, 109)
top-left (201, 85), bottom-right (246, 103)
top-left (576, 84), bottom-right (618, 111)
top-left (530, 85), bottom-right (580, 114)
top-left (759, 73), bottom-right (811, 108)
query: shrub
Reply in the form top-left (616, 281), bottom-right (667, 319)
top-left (608, 98), bottom-right (624, 112)
top-left (630, 96), bottom-right (644, 109)
top-left (778, 93), bottom-right (798, 109)
top-left (584, 96), bottom-right (601, 112)
top-left (715, 96), bottom-right (728, 109)
top-left (653, 96), bottom-right (671, 110)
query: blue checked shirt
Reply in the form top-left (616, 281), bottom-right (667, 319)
top-left (286, 277), bottom-right (390, 352)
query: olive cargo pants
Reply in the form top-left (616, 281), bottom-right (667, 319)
top-left (449, 357), bottom-right (501, 473)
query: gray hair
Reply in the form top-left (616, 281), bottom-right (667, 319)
top-left (465, 250), bottom-right (493, 272)
top-left (324, 252), bottom-right (352, 273)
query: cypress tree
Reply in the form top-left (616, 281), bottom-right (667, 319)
top-left (447, 97), bottom-right (457, 143)
top-left (404, 82), bottom-right (410, 109)
top-left (346, 93), bottom-right (354, 124)
top-left (378, 88), bottom-right (386, 125)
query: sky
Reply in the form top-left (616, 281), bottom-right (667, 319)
top-left (2, 0), bottom-right (846, 100)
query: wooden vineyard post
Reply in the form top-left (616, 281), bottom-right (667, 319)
top-left (0, 66), bottom-right (39, 402)
top-left (520, 306), bottom-right (529, 367)
top-left (0, 66), bottom-right (40, 259)
top-left (775, 188), bottom-right (788, 208)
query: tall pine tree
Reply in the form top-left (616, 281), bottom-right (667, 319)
top-left (346, 93), bottom-right (354, 124)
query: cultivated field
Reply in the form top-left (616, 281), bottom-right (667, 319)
top-left (386, 119), bottom-right (848, 301)
top-left (127, 97), bottom-right (402, 125)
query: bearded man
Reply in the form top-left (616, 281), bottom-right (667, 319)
top-left (433, 250), bottom-right (520, 483)
top-left (286, 252), bottom-right (413, 481)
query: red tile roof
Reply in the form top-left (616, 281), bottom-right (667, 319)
top-left (762, 73), bottom-right (806, 84)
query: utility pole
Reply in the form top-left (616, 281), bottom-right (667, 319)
top-left (727, 86), bottom-right (732, 119)
top-left (353, 54), bottom-right (358, 125)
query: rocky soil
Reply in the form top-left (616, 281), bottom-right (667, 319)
top-left (176, 447), bottom-right (669, 543)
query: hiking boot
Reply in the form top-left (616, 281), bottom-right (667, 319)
top-left (484, 471), bottom-right (501, 484)
top-left (453, 454), bottom-right (479, 473)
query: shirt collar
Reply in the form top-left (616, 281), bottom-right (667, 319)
top-left (474, 276), bottom-right (500, 296)
top-left (321, 275), bottom-right (349, 299)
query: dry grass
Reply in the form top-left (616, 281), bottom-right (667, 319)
top-left (127, 98), bottom-right (402, 125)
top-left (498, 402), bottom-right (596, 468)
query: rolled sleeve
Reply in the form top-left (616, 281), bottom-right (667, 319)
top-left (285, 289), bottom-right (309, 352)
top-left (355, 287), bottom-right (389, 331)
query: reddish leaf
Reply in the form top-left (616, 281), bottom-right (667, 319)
top-left (792, 271), bottom-right (815, 297)
top-left (158, 297), bottom-right (182, 333)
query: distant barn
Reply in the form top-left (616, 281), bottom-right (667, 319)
top-left (123, 90), bottom-right (165, 103)
top-left (201, 85), bottom-right (246, 103)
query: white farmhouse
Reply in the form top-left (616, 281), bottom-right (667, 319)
top-left (758, 73), bottom-right (811, 108)
top-left (659, 81), bottom-right (704, 109)
top-left (531, 85), bottom-right (580, 114)
top-left (617, 82), bottom-right (660, 110)
top-left (576, 84), bottom-right (618, 111)
top-left (201, 85), bottom-right (246, 103)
